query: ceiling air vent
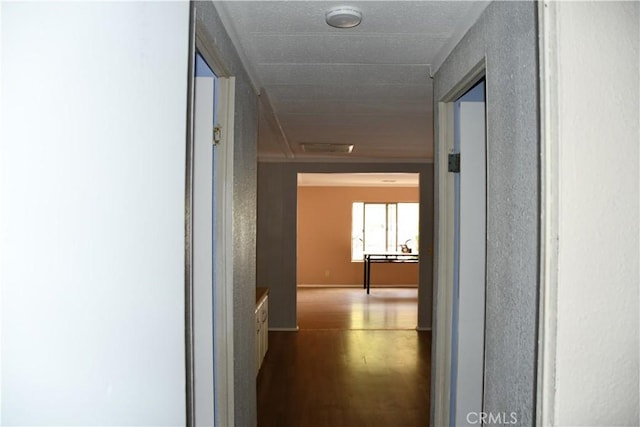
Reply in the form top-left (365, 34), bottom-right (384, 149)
top-left (300, 143), bottom-right (354, 154)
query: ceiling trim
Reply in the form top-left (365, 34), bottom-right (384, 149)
top-left (194, 13), bottom-right (232, 77)
top-left (258, 155), bottom-right (433, 164)
top-left (212, 1), bottom-right (262, 94)
top-left (259, 91), bottom-right (294, 159)
top-left (431, 1), bottom-right (490, 73)
top-left (298, 172), bottom-right (420, 188)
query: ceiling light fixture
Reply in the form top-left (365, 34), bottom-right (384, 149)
top-left (325, 6), bottom-right (362, 29)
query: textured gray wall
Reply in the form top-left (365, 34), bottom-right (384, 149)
top-left (257, 162), bottom-right (434, 330)
top-left (434, 1), bottom-right (539, 425)
top-left (198, 3), bottom-right (259, 426)
top-left (256, 162), bottom-right (298, 328)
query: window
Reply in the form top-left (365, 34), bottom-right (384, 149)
top-left (351, 202), bottom-right (419, 261)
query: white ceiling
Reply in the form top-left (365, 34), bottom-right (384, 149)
top-left (214, 1), bottom-right (489, 162)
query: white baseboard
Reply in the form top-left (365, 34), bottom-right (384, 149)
top-left (268, 326), bottom-right (299, 332)
top-left (297, 284), bottom-right (418, 288)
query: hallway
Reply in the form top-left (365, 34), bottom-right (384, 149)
top-left (257, 288), bottom-right (431, 426)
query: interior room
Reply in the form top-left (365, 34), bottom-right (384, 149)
top-left (254, 173), bottom-right (429, 425)
top-left (296, 172), bottom-right (420, 330)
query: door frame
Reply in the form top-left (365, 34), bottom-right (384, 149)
top-left (185, 2), bottom-right (236, 425)
top-left (536, 2), bottom-right (560, 424)
top-left (452, 84), bottom-right (487, 426)
top-left (431, 61), bottom-right (485, 427)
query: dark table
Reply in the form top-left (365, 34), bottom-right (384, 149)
top-left (362, 253), bottom-right (419, 294)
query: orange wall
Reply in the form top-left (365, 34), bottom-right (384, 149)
top-left (297, 186), bottom-right (419, 286)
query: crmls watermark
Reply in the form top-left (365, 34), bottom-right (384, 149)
top-left (466, 411), bottom-right (518, 425)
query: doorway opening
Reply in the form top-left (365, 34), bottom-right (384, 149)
top-left (258, 171), bottom-right (431, 425)
top-left (296, 172), bottom-right (421, 331)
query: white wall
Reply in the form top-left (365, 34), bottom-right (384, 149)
top-left (552, 2), bottom-right (639, 425)
top-left (1, 2), bottom-right (190, 424)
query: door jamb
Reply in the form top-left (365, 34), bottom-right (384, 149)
top-left (210, 72), bottom-right (236, 427)
top-left (432, 61), bottom-right (485, 427)
top-left (185, 2), bottom-right (236, 425)
top-left (536, 2), bottom-right (559, 425)
top-left (184, 6), bottom-right (196, 425)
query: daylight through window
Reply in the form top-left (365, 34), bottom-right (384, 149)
top-left (351, 202), bottom-right (419, 261)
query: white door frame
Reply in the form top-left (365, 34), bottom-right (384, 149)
top-left (454, 95), bottom-right (486, 426)
top-left (193, 57), bottom-right (217, 427)
top-left (432, 63), bottom-right (485, 427)
top-left (210, 74), bottom-right (235, 427)
top-left (536, 2), bottom-right (560, 425)
top-left (185, 3), bottom-right (236, 426)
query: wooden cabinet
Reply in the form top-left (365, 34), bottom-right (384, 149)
top-left (256, 287), bottom-right (269, 375)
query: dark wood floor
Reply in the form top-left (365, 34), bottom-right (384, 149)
top-left (257, 287), bottom-right (431, 427)
top-left (297, 287), bottom-right (419, 330)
